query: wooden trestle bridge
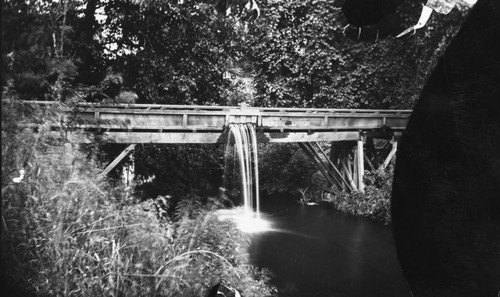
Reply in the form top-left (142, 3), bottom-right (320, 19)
top-left (7, 100), bottom-right (411, 193)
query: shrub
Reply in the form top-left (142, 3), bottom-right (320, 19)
top-left (322, 168), bottom-right (393, 224)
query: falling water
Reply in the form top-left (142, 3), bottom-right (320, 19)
top-left (225, 123), bottom-right (261, 218)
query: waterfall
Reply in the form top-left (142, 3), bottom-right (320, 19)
top-left (225, 123), bottom-right (260, 218)
top-left (218, 122), bottom-right (271, 233)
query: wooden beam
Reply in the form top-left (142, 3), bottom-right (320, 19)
top-left (364, 154), bottom-right (375, 171)
top-left (265, 131), bottom-right (360, 143)
top-left (381, 139), bottom-right (398, 169)
top-left (58, 131), bottom-right (361, 144)
top-left (101, 144), bottom-right (136, 177)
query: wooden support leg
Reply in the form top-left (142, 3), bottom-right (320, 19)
top-left (353, 147), bottom-right (358, 187)
top-left (101, 144), bottom-right (136, 177)
top-left (357, 138), bottom-right (365, 193)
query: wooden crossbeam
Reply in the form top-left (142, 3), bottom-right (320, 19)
top-left (55, 131), bottom-right (361, 144)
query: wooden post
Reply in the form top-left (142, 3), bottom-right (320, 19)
top-left (353, 146), bottom-right (358, 187)
top-left (101, 144), bottom-right (136, 177)
top-left (357, 137), bottom-right (365, 193)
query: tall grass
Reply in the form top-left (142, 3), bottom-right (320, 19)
top-left (1, 100), bottom-right (275, 296)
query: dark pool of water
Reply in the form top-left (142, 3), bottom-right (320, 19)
top-left (248, 195), bottom-right (412, 297)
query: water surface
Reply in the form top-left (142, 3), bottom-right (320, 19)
top-left (249, 195), bottom-right (412, 297)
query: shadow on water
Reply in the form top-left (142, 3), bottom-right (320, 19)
top-left (248, 195), bottom-right (412, 297)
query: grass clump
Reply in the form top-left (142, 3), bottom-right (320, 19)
top-left (1, 100), bottom-right (275, 296)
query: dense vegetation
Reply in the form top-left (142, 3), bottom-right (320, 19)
top-left (1, 102), bottom-right (275, 296)
top-left (323, 167), bottom-right (394, 224)
top-left (2, 0), bottom-right (472, 294)
top-left (3, 0), bottom-right (468, 105)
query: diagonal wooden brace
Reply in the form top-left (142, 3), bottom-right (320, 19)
top-left (101, 144), bottom-right (136, 177)
top-left (381, 139), bottom-right (397, 169)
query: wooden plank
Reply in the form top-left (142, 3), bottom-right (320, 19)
top-left (45, 131), bottom-right (362, 144)
top-left (264, 131), bottom-right (360, 143)
top-left (101, 144), bottom-right (136, 177)
top-left (58, 121), bottom-right (396, 133)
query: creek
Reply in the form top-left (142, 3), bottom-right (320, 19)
top-left (248, 195), bottom-right (412, 297)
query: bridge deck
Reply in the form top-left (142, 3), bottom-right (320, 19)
top-left (7, 101), bottom-right (411, 143)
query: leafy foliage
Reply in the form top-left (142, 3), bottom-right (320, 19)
top-left (101, 0), bottom-right (245, 105)
top-left (258, 143), bottom-right (317, 194)
top-left (242, 0), bottom-right (468, 109)
top-left (133, 144), bottom-right (226, 199)
top-left (323, 168), bottom-right (394, 224)
top-left (2, 0), bottom-right (105, 101)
